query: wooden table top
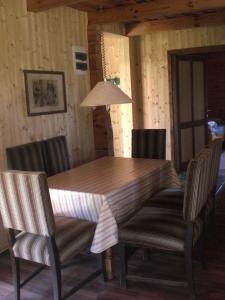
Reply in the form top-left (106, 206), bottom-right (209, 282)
top-left (48, 156), bottom-right (170, 195)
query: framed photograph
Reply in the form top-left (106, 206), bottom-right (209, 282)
top-left (24, 70), bottom-right (67, 116)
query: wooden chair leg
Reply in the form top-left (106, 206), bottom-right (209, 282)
top-left (184, 244), bottom-right (195, 299)
top-left (8, 229), bottom-right (20, 300)
top-left (12, 257), bottom-right (20, 300)
top-left (211, 205), bottom-right (217, 244)
top-left (119, 243), bottom-right (127, 289)
top-left (198, 232), bottom-right (207, 270)
top-left (48, 236), bottom-right (62, 300)
top-left (51, 262), bottom-right (62, 300)
top-left (98, 253), bottom-right (107, 282)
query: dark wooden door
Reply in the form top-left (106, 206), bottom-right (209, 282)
top-left (172, 55), bottom-right (207, 171)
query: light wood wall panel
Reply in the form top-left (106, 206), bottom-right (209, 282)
top-left (102, 32), bottom-right (132, 157)
top-left (94, 23), bottom-right (133, 157)
top-left (0, 0), bottom-right (94, 167)
top-left (89, 23), bottom-right (127, 158)
top-left (130, 25), bottom-right (225, 159)
top-left (0, 0), bottom-right (94, 252)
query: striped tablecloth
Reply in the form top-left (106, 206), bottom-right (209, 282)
top-left (48, 157), bottom-right (180, 253)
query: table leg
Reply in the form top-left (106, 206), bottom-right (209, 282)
top-left (104, 248), bottom-right (113, 280)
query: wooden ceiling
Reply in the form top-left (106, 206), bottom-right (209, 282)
top-left (27, 0), bottom-right (155, 12)
top-left (70, 0), bottom-right (147, 12)
top-left (27, 0), bottom-right (225, 35)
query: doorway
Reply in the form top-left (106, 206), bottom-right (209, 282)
top-left (169, 45), bottom-right (225, 172)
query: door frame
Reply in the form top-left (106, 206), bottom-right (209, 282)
top-left (168, 44), bottom-right (225, 171)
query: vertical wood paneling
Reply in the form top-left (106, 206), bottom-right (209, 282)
top-left (130, 25), bottom-right (225, 159)
top-left (179, 61), bottom-right (192, 123)
top-left (92, 22), bottom-right (133, 157)
top-left (205, 52), bottom-right (225, 120)
top-left (0, 0), bottom-right (94, 167)
top-left (181, 128), bottom-right (193, 163)
top-left (193, 61), bottom-right (205, 120)
top-left (0, 0), bottom-right (94, 252)
top-left (102, 32), bottom-right (132, 157)
top-left (87, 23), bottom-right (107, 158)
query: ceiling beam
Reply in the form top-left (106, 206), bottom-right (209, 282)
top-left (126, 10), bottom-right (225, 36)
top-left (88, 0), bottom-right (225, 25)
top-left (27, 0), bottom-right (87, 12)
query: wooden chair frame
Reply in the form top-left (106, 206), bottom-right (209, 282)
top-left (8, 229), bottom-right (103, 300)
top-left (119, 216), bottom-right (207, 300)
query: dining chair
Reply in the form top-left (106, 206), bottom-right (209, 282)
top-left (145, 139), bottom-right (223, 218)
top-left (132, 129), bottom-right (166, 159)
top-left (43, 135), bottom-right (71, 176)
top-left (6, 141), bottom-right (46, 173)
top-left (0, 170), bottom-right (101, 300)
top-left (118, 148), bottom-right (212, 298)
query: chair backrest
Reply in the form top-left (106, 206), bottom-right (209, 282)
top-left (0, 171), bottom-right (55, 236)
top-left (183, 148), bottom-right (212, 222)
top-left (43, 135), bottom-right (71, 176)
top-left (132, 129), bottom-right (166, 159)
top-left (6, 141), bottom-right (46, 173)
top-left (207, 138), bottom-right (223, 192)
top-left (6, 135), bottom-right (71, 177)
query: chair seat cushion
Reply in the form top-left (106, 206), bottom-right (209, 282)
top-left (119, 207), bottom-right (202, 252)
top-left (144, 188), bottom-right (184, 210)
top-left (13, 216), bottom-right (96, 266)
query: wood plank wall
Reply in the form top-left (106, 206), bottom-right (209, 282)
top-left (90, 22), bottom-right (132, 157)
top-left (205, 51), bottom-right (225, 121)
top-left (0, 0), bottom-right (94, 169)
top-left (130, 25), bottom-right (225, 159)
top-left (101, 32), bottom-right (133, 157)
top-left (0, 0), bottom-right (94, 252)
top-left (87, 23), bottom-right (108, 158)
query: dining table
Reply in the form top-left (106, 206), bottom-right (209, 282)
top-left (48, 156), bottom-right (181, 279)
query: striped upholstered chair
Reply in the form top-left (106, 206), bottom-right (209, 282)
top-left (119, 148), bottom-right (212, 297)
top-left (0, 170), bottom-right (101, 300)
top-left (6, 141), bottom-right (46, 173)
top-left (132, 129), bottom-right (166, 159)
top-left (144, 139), bottom-right (223, 216)
top-left (43, 136), bottom-right (71, 176)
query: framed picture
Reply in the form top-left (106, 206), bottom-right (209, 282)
top-left (24, 70), bottom-right (67, 116)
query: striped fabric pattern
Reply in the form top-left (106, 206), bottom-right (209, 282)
top-left (144, 188), bottom-right (183, 210)
top-left (6, 135), bottom-right (71, 177)
top-left (145, 140), bottom-right (222, 213)
top-left (0, 171), bottom-right (55, 236)
top-left (119, 151), bottom-right (212, 252)
top-left (44, 136), bottom-right (71, 176)
top-left (48, 157), bottom-right (181, 253)
top-left (207, 138), bottom-right (223, 191)
top-left (6, 141), bottom-right (46, 173)
top-left (13, 216), bottom-right (95, 266)
top-left (132, 129), bottom-right (166, 159)
top-left (119, 206), bottom-right (203, 251)
top-left (183, 149), bottom-right (212, 222)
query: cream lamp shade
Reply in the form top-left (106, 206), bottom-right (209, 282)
top-left (80, 81), bottom-right (133, 107)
